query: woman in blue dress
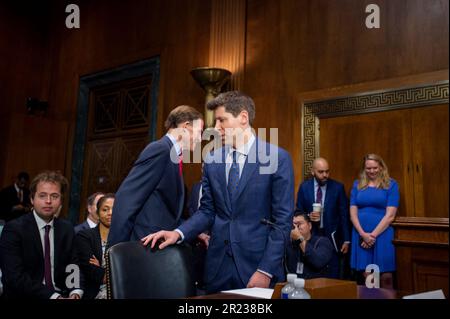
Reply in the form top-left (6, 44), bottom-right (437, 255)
top-left (350, 154), bottom-right (399, 289)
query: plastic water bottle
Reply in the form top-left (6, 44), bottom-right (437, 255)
top-left (281, 274), bottom-right (297, 299)
top-left (288, 278), bottom-right (311, 299)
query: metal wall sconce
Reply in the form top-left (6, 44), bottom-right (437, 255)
top-left (190, 67), bottom-right (231, 128)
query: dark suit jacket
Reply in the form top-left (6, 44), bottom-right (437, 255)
top-left (108, 135), bottom-right (184, 247)
top-left (75, 226), bottom-right (104, 299)
top-left (296, 178), bottom-right (351, 246)
top-left (187, 182), bottom-right (202, 218)
top-left (74, 220), bottom-right (90, 234)
top-left (0, 185), bottom-right (31, 222)
top-left (179, 138), bottom-right (294, 287)
top-left (286, 234), bottom-right (334, 279)
top-left (0, 213), bottom-right (82, 299)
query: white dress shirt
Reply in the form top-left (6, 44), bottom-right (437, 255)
top-left (33, 211), bottom-right (83, 299)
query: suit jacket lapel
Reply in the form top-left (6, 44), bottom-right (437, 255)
top-left (218, 147), bottom-right (232, 214)
top-left (94, 226), bottom-right (102, 260)
top-left (27, 213), bottom-right (44, 261)
top-left (53, 218), bottom-right (61, 276)
top-left (308, 179), bottom-right (315, 209)
top-left (323, 180), bottom-right (333, 224)
top-left (169, 139), bottom-right (184, 220)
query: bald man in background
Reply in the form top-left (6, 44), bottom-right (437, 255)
top-left (296, 158), bottom-right (350, 278)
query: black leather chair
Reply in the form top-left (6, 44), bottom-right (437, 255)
top-left (106, 241), bottom-right (196, 299)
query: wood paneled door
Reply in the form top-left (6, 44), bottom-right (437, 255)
top-left (80, 75), bottom-right (153, 221)
top-left (320, 108), bottom-right (413, 216)
top-left (410, 105), bottom-right (449, 218)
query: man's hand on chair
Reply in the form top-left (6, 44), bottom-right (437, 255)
top-left (141, 230), bottom-right (180, 249)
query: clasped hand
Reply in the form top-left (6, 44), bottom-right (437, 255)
top-left (360, 232), bottom-right (376, 249)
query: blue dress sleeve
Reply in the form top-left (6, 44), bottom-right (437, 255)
top-left (387, 179), bottom-right (400, 207)
top-left (350, 180), bottom-right (359, 206)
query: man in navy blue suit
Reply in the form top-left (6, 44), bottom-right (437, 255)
top-left (143, 91), bottom-right (294, 293)
top-left (296, 157), bottom-right (350, 278)
top-left (0, 171), bottom-right (83, 299)
top-left (74, 192), bottom-right (104, 234)
top-left (107, 105), bottom-right (203, 247)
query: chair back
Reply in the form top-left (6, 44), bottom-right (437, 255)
top-left (106, 241), bottom-right (195, 299)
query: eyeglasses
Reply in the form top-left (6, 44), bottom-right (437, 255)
top-left (37, 193), bottom-right (61, 201)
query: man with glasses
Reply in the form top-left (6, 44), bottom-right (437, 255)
top-left (0, 171), bottom-right (83, 299)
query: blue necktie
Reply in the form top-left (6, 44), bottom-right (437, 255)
top-left (227, 151), bottom-right (240, 200)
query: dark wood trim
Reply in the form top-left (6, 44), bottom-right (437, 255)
top-left (392, 240), bottom-right (448, 248)
top-left (393, 216), bottom-right (449, 228)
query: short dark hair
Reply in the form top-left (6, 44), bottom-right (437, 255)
top-left (96, 193), bottom-right (115, 212)
top-left (164, 105), bottom-right (203, 130)
top-left (206, 91), bottom-right (255, 125)
top-left (87, 192), bottom-right (104, 208)
top-left (30, 171), bottom-right (68, 199)
top-left (17, 171), bottom-right (30, 181)
top-left (294, 210), bottom-right (311, 223)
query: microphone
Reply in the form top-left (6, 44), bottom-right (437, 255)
top-left (260, 218), bottom-right (290, 275)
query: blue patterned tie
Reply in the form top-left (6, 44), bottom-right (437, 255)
top-left (227, 151), bottom-right (240, 200)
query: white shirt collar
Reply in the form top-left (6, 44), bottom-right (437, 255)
top-left (314, 178), bottom-right (327, 189)
top-left (33, 210), bottom-right (54, 230)
top-left (166, 133), bottom-right (182, 156)
top-left (86, 217), bottom-right (98, 228)
top-left (228, 133), bottom-right (256, 157)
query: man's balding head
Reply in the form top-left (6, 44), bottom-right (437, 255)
top-left (311, 157), bottom-right (330, 185)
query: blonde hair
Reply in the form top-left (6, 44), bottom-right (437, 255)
top-left (358, 153), bottom-right (391, 190)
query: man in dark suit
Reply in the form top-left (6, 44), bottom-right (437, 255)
top-left (287, 211), bottom-right (334, 279)
top-left (0, 171), bottom-right (83, 299)
top-left (0, 172), bottom-right (32, 222)
top-left (74, 192), bottom-right (104, 233)
top-left (296, 157), bottom-right (350, 278)
top-left (143, 91), bottom-right (294, 293)
top-left (187, 181), bottom-right (202, 219)
top-left (107, 105), bottom-right (203, 247)
top-left (186, 168), bottom-right (210, 293)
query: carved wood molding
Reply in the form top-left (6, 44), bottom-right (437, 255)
top-left (393, 216), bottom-right (449, 229)
top-left (300, 75), bottom-right (449, 180)
top-left (392, 216), bottom-right (449, 247)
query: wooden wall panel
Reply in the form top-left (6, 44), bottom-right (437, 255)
top-left (3, 113), bottom-right (70, 188)
top-left (1, 0), bottom-right (448, 218)
top-left (244, 0), bottom-right (449, 191)
top-left (0, 0), bottom-right (211, 217)
top-left (393, 217), bottom-right (449, 297)
top-left (411, 105), bottom-right (449, 218)
top-left (0, 1), bottom-right (52, 187)
top-left (320, 109), bottom-right (414, 216)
